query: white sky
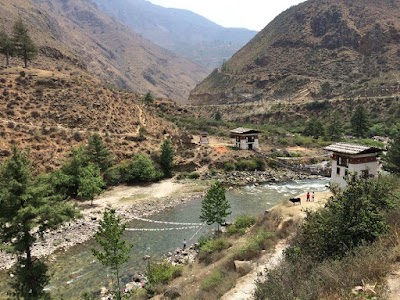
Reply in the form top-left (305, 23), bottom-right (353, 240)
top-left (147, 0), bottom-right (306, 31)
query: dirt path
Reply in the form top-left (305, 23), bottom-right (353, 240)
top-left (387, 264), bottom-right (400, 300)
top-left (220, 240), bottom-right (288, 300)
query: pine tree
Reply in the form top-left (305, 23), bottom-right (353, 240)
top-left (144, 92), bottom-right (154, 104)
top-left (0, 28), bottom-right (14, 67)
top-left (160, 139), bottom-right (174, 178)
top-left (0, 147), bottom-right (76, 298)
top-left (77, 163), bottom-right (104, 206)
top-left (351, 105), bottom-right (369, 138)
top-left (86, 133), bottom-right (113, 172)
top-left (12, 18), bottom-right (38, 68)
top-left (326, 111), bottom-right (344, 141)
top-left (383, 132), bottom-right (400, 174)
top-left (200, 181), bottom-right (231, 233)
top-left (92, 209), bottom-right (132, 300)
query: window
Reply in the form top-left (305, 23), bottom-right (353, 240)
top-left (336, 167), bottom-right (340, 175)
top-left (361, 170), bottom-right (369, 178)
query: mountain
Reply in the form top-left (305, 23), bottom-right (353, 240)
top-left (189, 0), bottom-right (400, 105)
top-left (92, 0), bottom-right (257, 68)
top-left (0, 0), bottom-right (208, 104)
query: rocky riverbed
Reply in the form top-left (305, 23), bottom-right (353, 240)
top-left (203, 169), bottom-right (323, 186)
top-left (0, 193), bottom-right (204, 270)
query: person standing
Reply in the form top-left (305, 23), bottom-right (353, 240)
top-left (312, 191), bottom-right (315, 202)
top-left (306, 192), bottom-right (310, 202)
top-left (183, 239), bottom-right (186, 250)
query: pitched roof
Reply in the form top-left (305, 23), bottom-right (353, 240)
top-left (230, 127), bottom-right (261, 134)
top-left (324, 143), bottom-right (383, 155)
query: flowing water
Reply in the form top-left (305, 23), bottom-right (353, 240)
top-left (0, 178), bottom-right (329, 299)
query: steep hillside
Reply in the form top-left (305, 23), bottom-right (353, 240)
top-left (189, 0), bottom-right (400, 105)
top-left (0, 0), bottom-right (208, 104)
top-left (92, 0), bottom-right (257, 68)
top-left (0, 66), bottom-right (185, 171)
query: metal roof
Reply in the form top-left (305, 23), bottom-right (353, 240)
top-left (324, 143), bottom-right (383, 155)
top-left (230, 127), bottom-right (261, 134)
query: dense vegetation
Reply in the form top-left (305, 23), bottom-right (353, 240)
top-left (254, 176), bottom-right (400, 299)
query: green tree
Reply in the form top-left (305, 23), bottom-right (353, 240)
top-left (126, 154), bottom-right (161, 183)
top-left (0, 147), bottom-right (76, 298)
top-left (303, 118), bottom-right (324, 139)
top-left (77, 164), bottom-right (104, 205)
top-left (383, 132), bottom-right (400, 174)
top-left (351, 105), bottom-right (369, 138)
top-left (12, 18), bottom-right (38, 68)
top-left (92, 209), bottom-right (132, 300)
top-left (0, 28), bottom-right (14, 66)
top-left (160, 139), bottom-right (174, 178)
top-left (215, 111), bottom-right (222, 121)
top-left (144, 92), bottom-right (154, 104)
top-left (200, 181), bottom-right (231, 233)
top-left (320, 81), bottom-right (331, 97)
top-left (86, 133), bottom-right (113, 172)
top-left (325, 110), bottom-right (344, 141)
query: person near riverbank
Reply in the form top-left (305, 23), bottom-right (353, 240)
top-left (312, 191), bottom-right (315, 202)
top-left (183, 239), bottom-right (186, 250)
top-left (307, 192), bottom-right (310, 202)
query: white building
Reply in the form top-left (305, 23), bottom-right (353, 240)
top-left (230, 128), bottom-right (261, 150)
top-left (199, 132), bottom-right (209, 144)
top-left (324, 143), bottom-right (383, 189)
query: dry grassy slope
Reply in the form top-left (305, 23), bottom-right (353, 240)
top-left (189, 0), bottom-right (400, 105)
top-left (0, 0), bottom-right (208, 104)
top-left (0, 66), bottom-right (183, 171)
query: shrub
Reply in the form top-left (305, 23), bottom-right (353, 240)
top-left (146, 261), bottom-right (182, 285)
top-left (125, 154), bottom-right (163, 183)
top-left (200, 269), bottom-right (224, 291)
top-left (104, 165), bottom-right (124, 186)
top-left (200, 238), bottom-right (230, 254)
top-left (187, 172), bottom-right (200, 179)
top-left (227, 215), bottom-right (257, 235)
top-left (224, 162), bottom-right (235, 172)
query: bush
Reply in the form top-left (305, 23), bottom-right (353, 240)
top-left (187, 172), bottom-right (200, 179)
top-left (224, 162), bottom-right (235, 172)
top-left (200, 238), bottom-right (230, 254)
top-left (146, 261), bottom-right (182, 285)
top-left (201, 269), bottom-right (224, 291)
top-left (125, 154), bottom-right (163, 183)
top-left (227, 215), bottom-right (257, 236)
top-left (104, 165), bottom-right (124, 186)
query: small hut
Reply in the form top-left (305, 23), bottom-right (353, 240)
top-left (230, 128), bottom-right (261, 150)
top-left (324, 142), bottom-right (383, 188)
top-left (199, 132), bottom-right (209, 144)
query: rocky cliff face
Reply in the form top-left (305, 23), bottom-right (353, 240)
top-left (189, 0), bottom-right (400, 105)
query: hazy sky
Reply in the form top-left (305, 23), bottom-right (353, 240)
top-left (147, 0), bottom-right (306, 31)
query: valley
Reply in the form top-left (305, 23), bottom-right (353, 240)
top-left (1, 0), bottom-right (400, 299)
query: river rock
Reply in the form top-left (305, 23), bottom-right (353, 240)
top-left (234, 260), bottom-right (253, 275)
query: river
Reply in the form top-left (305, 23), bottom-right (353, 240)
top-left (0, 178), bottom-right (329, 299)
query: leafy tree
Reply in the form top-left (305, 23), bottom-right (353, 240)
top-left (325, 110), bottom-right (344, 141)
top-left (144, 92), bottom-right (154, 104)
top-left (126, 154), bottom-right (162, 183)
top-left (200, 181), bottom-right (231, 233)
top-left (160, 139), bottom-right (174, 178)
top-left (383, 132), bottom-right (400, 174)
top-left (77, 164), bottom-right (104, 205)
top-left (92, 209), bottom-right (132, 300)
top-left (12, 18), bottom-right (38, 68)
top-left (86, 133), bottom-right (113, 172)
top-left (303, 118), bottom-right (324, 139)
top-left (0, 147), bottom-right (76, 298)
top-left (351, 105), bottom-right (369, 138)
top-left (0, 28), bottom-right (14, 66)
